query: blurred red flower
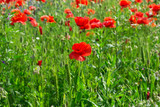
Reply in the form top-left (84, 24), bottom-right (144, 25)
top-left (29, 6), bottom-right (36, 11)
top-left (146, 0), bottom-right (153, 2)
top-left (11, 9), bottom-right (21, 14)
top-left (135, 0), bottom-right (143, 3)
top-left (37, 60), bottom-right (42, 66)
top-left (103, 17), bottom-right (116, 28)
top-left (64, 8), bottom-right (74, 18)
top-left (11, 12), bottom-right (27, 25)
top-left (36, 0), bottom-right (45, 2)
top-left (137, 17), bottom-right (150, 25)
top-left (130, 8), bottom-right (137, 13)
top-left (40, 15), bottom-right (56, 23)
top-left (69, 42), bottom-right (91, 61)
top-left (28, 17), bottom-right (38, 27)
top-left (24, 9), bottom-right (31, 15)
top-left (129, 15), bottom-right (136, 24)
top-left (90, 18), bottom-right (103, 29)
top-left (76, 0), bottom-right (88, 8)
top-left (15, 0), bottom-right (25, 8)
top-left (135, 12), bottom-right (144, 18)
top-left (75, 16), bottom-right (90, 30)
top-left (147, 91), bottom-right (150, 100)
top-left (87, 9), bottom-right (95, 15)
top-left (119, 0), bottom-right (131, 10)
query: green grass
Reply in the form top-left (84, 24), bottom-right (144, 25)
top-left (0, 0), bottom-right (160, 106)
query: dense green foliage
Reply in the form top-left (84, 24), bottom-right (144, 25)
top-left (0, 0), bottom-right (160, 106)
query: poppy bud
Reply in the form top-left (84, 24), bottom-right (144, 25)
top-left (147, 91), bottom-right (150, 100)
top-left (39, 26), bottom-right (43, 35)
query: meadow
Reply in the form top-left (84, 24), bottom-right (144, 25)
top-left (0, 0), bottom-right (160, 106)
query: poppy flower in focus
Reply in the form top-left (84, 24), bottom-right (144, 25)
top-left (135, 0), bottom-right (143, 3)
top-left (69, 42), bottom-right (91, 61)
top-left (39, 26), bottom-right (43, 35)
top-left (36, 0), bottom-right (45, 2)
top-left (28, 17), bottom-right (38, 27)
top-left (11, 12), bottom-right (27, 25)
top-left (24, 9), bottom-right (31, 15)
top-left (29, 6), bottom-right (36, 11)
top-left (103, 17), bottom-right (116, 28)
top-left (37, 60), bottom-right (42, 66)
top-left (75, 16), bottom-right (90, 30)
top-left (76, 0), bottom-right (88, 8)
top-left (87, 9), bottom-right (95, 15)
top-left (119, 0), bottom-right (131, 10)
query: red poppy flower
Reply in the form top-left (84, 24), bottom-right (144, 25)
top-left (0, 0), bottom-right (5, 3)
top-left (130, 8), bottom-right (137, 13)
top-left (48, 16), bottom-right (56, 23)
top-left (129, 15), bottom-right (137, 24)
top-left (137, 17), bottom-right (150, 25)
top-left (151, 4), bottom-right (160, 13)
top-left (146, 10), bottom-right (156, 18)
top-left (103, 17), bottom-right (116, 28)
top-left (69, 42), bottom-right (91, 61)
top-left (36, 0), bottom-right (45, 2)
top-left (40, 15), bottom-right (49, 21)
top-left (11, 9), bottom-right (21, 14)
top-left (37, 60), bottom-right (42, 66)
top-left (90, 18), bottom-right (103, 29)
top-left (76, 0), bottom-right (88, 8)
top-left (28, 17), bottom-right (38, 27)
top-left (29, 6), bottom-right (36, 11)
top-left (11, 12), bottom-right (27, 25)
top-left (119, 0), bottom-right (131, 10)
top-left (39, 26), bottom-right (43, 35)
top-left (75, 16), bottom-right (90, 30)
top-left (64, 8), bottom-right (72, 14)
top-left (40, 15), bottom-right (56, 23)
top-left (135, 0), bottom-right (143, 3)
top-left (24, 9), bottom-right (31, 15)
top-left (64, 8), bottom-right (74, 18)
top-left (135, 12), bottom-right (144, 18)
top-left (15, 0), bottom-right (25, 8)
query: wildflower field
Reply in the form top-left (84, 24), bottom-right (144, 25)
top-left (0, 0), bottom-right (160, 106)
